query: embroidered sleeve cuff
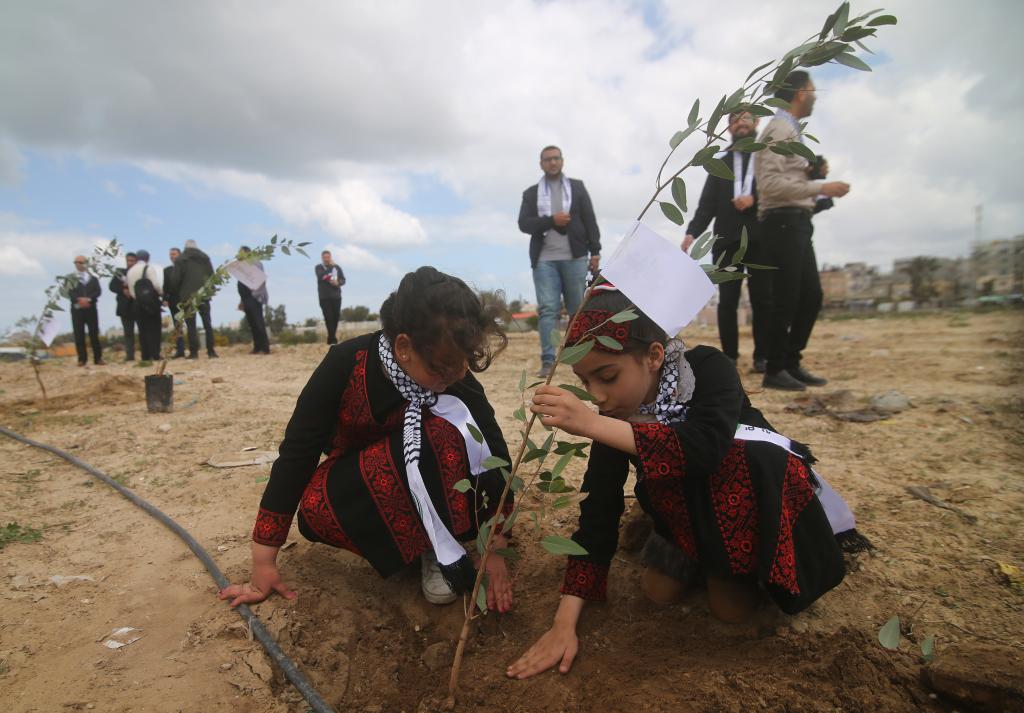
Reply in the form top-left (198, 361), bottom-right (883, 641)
top-left (252, 508), bottom-right (293, 547)
top-left (631, 422), bottom-right (685, 481)
top-left (560, 558), bottom-right (609, 601)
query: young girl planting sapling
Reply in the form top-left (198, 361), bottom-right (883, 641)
top-left (221, 267), bottom-right (514, 611)
top-left (509, 285), bottom-right (867, 678)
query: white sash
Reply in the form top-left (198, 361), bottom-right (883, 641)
top-left (536, 175), bottom-right (572, 217)
top-left (733, 152), bottom-right (754, 198)
top-left (734, 424), bottom-right (856, 535)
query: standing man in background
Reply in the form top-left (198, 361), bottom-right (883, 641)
top-left (126, 249), bottom-right (164, 362)
top-left (68, 254), bottom-right (104, 367)
top-left (755, 70), bottom-right (850, 391)
top-left (170, 239), bottom-right (219, 359)
top-left (109, 251), bottom-right (137, 361)
top-left (518, 145), bottom-right (601, 378)
top-left (683, 110), bottom-right (771, 374)
top-left (315, 250), bottom-right (345, 345)
top-left (163, 247), bottom-right (186, 359)
top-left (237, 246), bottom-right (271, 355)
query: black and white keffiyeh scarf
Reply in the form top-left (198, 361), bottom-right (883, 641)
top-left (377, 333), bottom-right (480, 593)
top-left (636, 338), bottom-right (695, 426)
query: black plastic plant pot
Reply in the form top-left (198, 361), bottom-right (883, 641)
top-left (144, 374), bottom-right (174, 413)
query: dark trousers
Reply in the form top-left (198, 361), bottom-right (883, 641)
top-left (119, 315), bottom-right (136, 360)
top-left (320, 297), bottom-right (341, 344)
top-left (185, 301), bottom-right (215, 356)
top-left (167, 301), bottom-right (186, 357)
top-left (136, 310), bottom-right (162, 361)
top-left (72, 306), bottom-right (102, 364)
top-left (242, 296), bottom-right (271, 353)
top-left (761, 211), bottom-right (822, 374)
top-left (711, 239), bottom-right (772, 362)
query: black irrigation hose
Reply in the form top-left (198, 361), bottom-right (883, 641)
top-left (0, 426), bottom-right (335, 713)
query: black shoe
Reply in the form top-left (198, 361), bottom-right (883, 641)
top-left (791, 366), bottom-right (827, 386)
top-left (762, 370), bottom-right (807, 391)
top-left (207, 351), bottom-right (219, 359)
top-left (187, 354), bottom-right (199, 360)
top-left (750, 358), bottom-right (766, 374)
top-left (171, 353), bottom-right (185, 359)
top-left (536, 362), bottom-right (554, 378)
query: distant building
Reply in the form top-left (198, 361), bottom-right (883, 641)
top-left (972, 235), bottom-right (1024, 296)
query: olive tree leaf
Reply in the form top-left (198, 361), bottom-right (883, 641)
top-left (732, 226), bottom-right (749, 266)
top-left (833, 52), bottom-right (872, 72)
top-left (691, 144), bottom-right (720, 166)
top-left (690, 231), bottom-right (717, 261)
top-left (476, 573), bottom-right (489, 612)
top-left (704, 157), bottom-right (735, 181)
top-left (709, 270), bottom-right (748, 284)
top-left (769, 143), bottom-right (794, 156)
top-left (669, 125), bottom-right (699, 150)
top-left (878, 615), bottom-right (901, 650)
top-left (596, 335), bottom-right (624, 351)
top-left (724, 86), bottom-right (745, 112)
top-left (513, 405), bottom-right (527, 422)
top-left (787, 141), bottom-right (818, 162)
top-left (832, 1), bottom-right (850, 37)
top-left (920, 635), bottom-right (935, 663)
top-left (558, 383), bottom-right (597, 401)
top-left (559, 339), bottom-right (595, 365)
top-left (551, 452), bottom-right (574, 478)
top-left (743, 263), bottom-right (778, 270)
top-left (518, 369), bottom-right (527, 393)
top-left (764, 97), bottom-right (791, 110)
top-left (660, 202), bottom-right (685, 226)
top-left (687, 98), bottom-right (700, 127)
top-left (523, 448), bottom-right (549, 463)
top-left (541, 536), bottom-right (588, 556)
top-left (671, 177), bottom-right (687, 214)
top-left (867, 14), bottom-right (897, 26)
top-left (610, 309), bottom-right (638, 323)
top-left (453, 479), bottom-right (473, 493)
top-left (482, 456), bottom-right (511, 470)
top-left (494, 547), bottom-right (521, 562)
top-left (746, 60), bottom-right (774, 82)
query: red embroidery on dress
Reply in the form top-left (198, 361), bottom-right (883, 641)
top-left (768, 454), bottom-right (815, 595)
top-left (423, 413), bottom-right (471, 534)
top-left (252, 508), bottom-right (292, 547)
top-left (709, 442), bottom-right (757, 575)
top-left (560, 559), bottom-right (609, 601)
top-left (566, 309), bottom-right (631, 351)
top-left (360, 437), bottom-right (429, 564)
top-left (330, 349), bottom-right (404, 458)
top-left (299, 463), bottom-right (362, 554)
top-left (633, 423), bottom-right (698, 560)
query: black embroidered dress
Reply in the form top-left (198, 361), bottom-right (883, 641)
top-left (252, 331), bottom-right (510, 578)
top-left (561, 346), bottom-right (845, 613)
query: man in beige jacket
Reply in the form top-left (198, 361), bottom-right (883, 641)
top-left (755, 70), bottom-right (850, 391)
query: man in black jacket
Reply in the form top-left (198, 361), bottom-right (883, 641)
top-left (237, 246), bottom-right (271, 355)
top-left (163, 247), bottom-right (186, 358)
top-left (683, 111), bottom-right (772, 373)
top-left (109, 251), bottom-right (138, 361)
top-left (518, 145), bottom-right (601, 377)
top-left (68, 255), bottom-right (104, 366)
top-left (315, 250), bottom-right (345, 344)
top-left (169, 240), bottom-right (218, 359)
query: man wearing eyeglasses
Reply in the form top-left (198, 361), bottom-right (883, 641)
top-left (518, 145), bottom-right (601, 378)
top-left (69, 255), bottom-right (104, 367)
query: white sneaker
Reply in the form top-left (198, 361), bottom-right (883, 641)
top-left (420, 551), bottom-right (457, 605)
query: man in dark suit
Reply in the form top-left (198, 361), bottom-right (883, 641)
top-left (109, 251), bottom-right (138, 361)
top-left (683, 110), bottom-right (772, 374)
top-left (68, 255), bottom-right (104, 366)
top-left (163, 247), bottom-right (186, 358)
top-left (315, 250), bottom-right (345, 344)
top-left (168, 239), bottom-right (219, 359)
top-left (518, 145), bottom-right (601, 377)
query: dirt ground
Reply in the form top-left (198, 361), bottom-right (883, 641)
top-left (2, 310), bottom-right (1022, 713)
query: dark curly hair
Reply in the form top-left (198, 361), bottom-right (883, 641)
top-left (380, 267), bottom-right (508, 378)
top-left (572, 289), bottom-right (667, 356)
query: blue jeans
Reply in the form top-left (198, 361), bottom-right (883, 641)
top-left (532, 257), bottom-right (589, 363)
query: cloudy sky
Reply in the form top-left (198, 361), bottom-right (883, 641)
top-left (1, 0), bottom-right (1020, 334)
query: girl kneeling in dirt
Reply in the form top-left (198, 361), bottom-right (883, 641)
top-left (221, 267), bottom-right (514, 612)
top-left (508, 287), bottom-right (868, 678)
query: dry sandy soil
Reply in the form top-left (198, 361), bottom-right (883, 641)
top-left (2, 310), bottom-right (1022, 712)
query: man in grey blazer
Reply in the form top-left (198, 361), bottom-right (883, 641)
top-left (518, 145), bottom-right (601, 377)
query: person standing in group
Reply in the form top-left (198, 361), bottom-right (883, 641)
top-left (125, 249), bottom-right (164, 362)
top-left (683, 111), bottom-right (772, 374)
top-left (169, 239), bottom-right (219, 359)
top-left (518, 145), bottom-right (601, 378)
top-left (68, 254), bottom-right (104, 367)
top-left (237, 246), bottom-right (271, 355)
top-left (163, 247), bottom-right (186, 359)
top-left (109, 251), bottom-right (138, 361)
top-left (755, 70), bottom-right (850, 391)
top-left (315, 250), bottom-right (345, 345)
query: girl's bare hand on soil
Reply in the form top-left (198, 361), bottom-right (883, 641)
top-left (506, 624), bottom-right (578, 679)
top-left (219, 562), bottom-right (296, 608)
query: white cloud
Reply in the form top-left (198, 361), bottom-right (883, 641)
top-left (0, 244), bottom-right (44, 275)
top-left (325, 243), bottom-right (401, 276)
top-left (102, 179), bottom-right (123, 198)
